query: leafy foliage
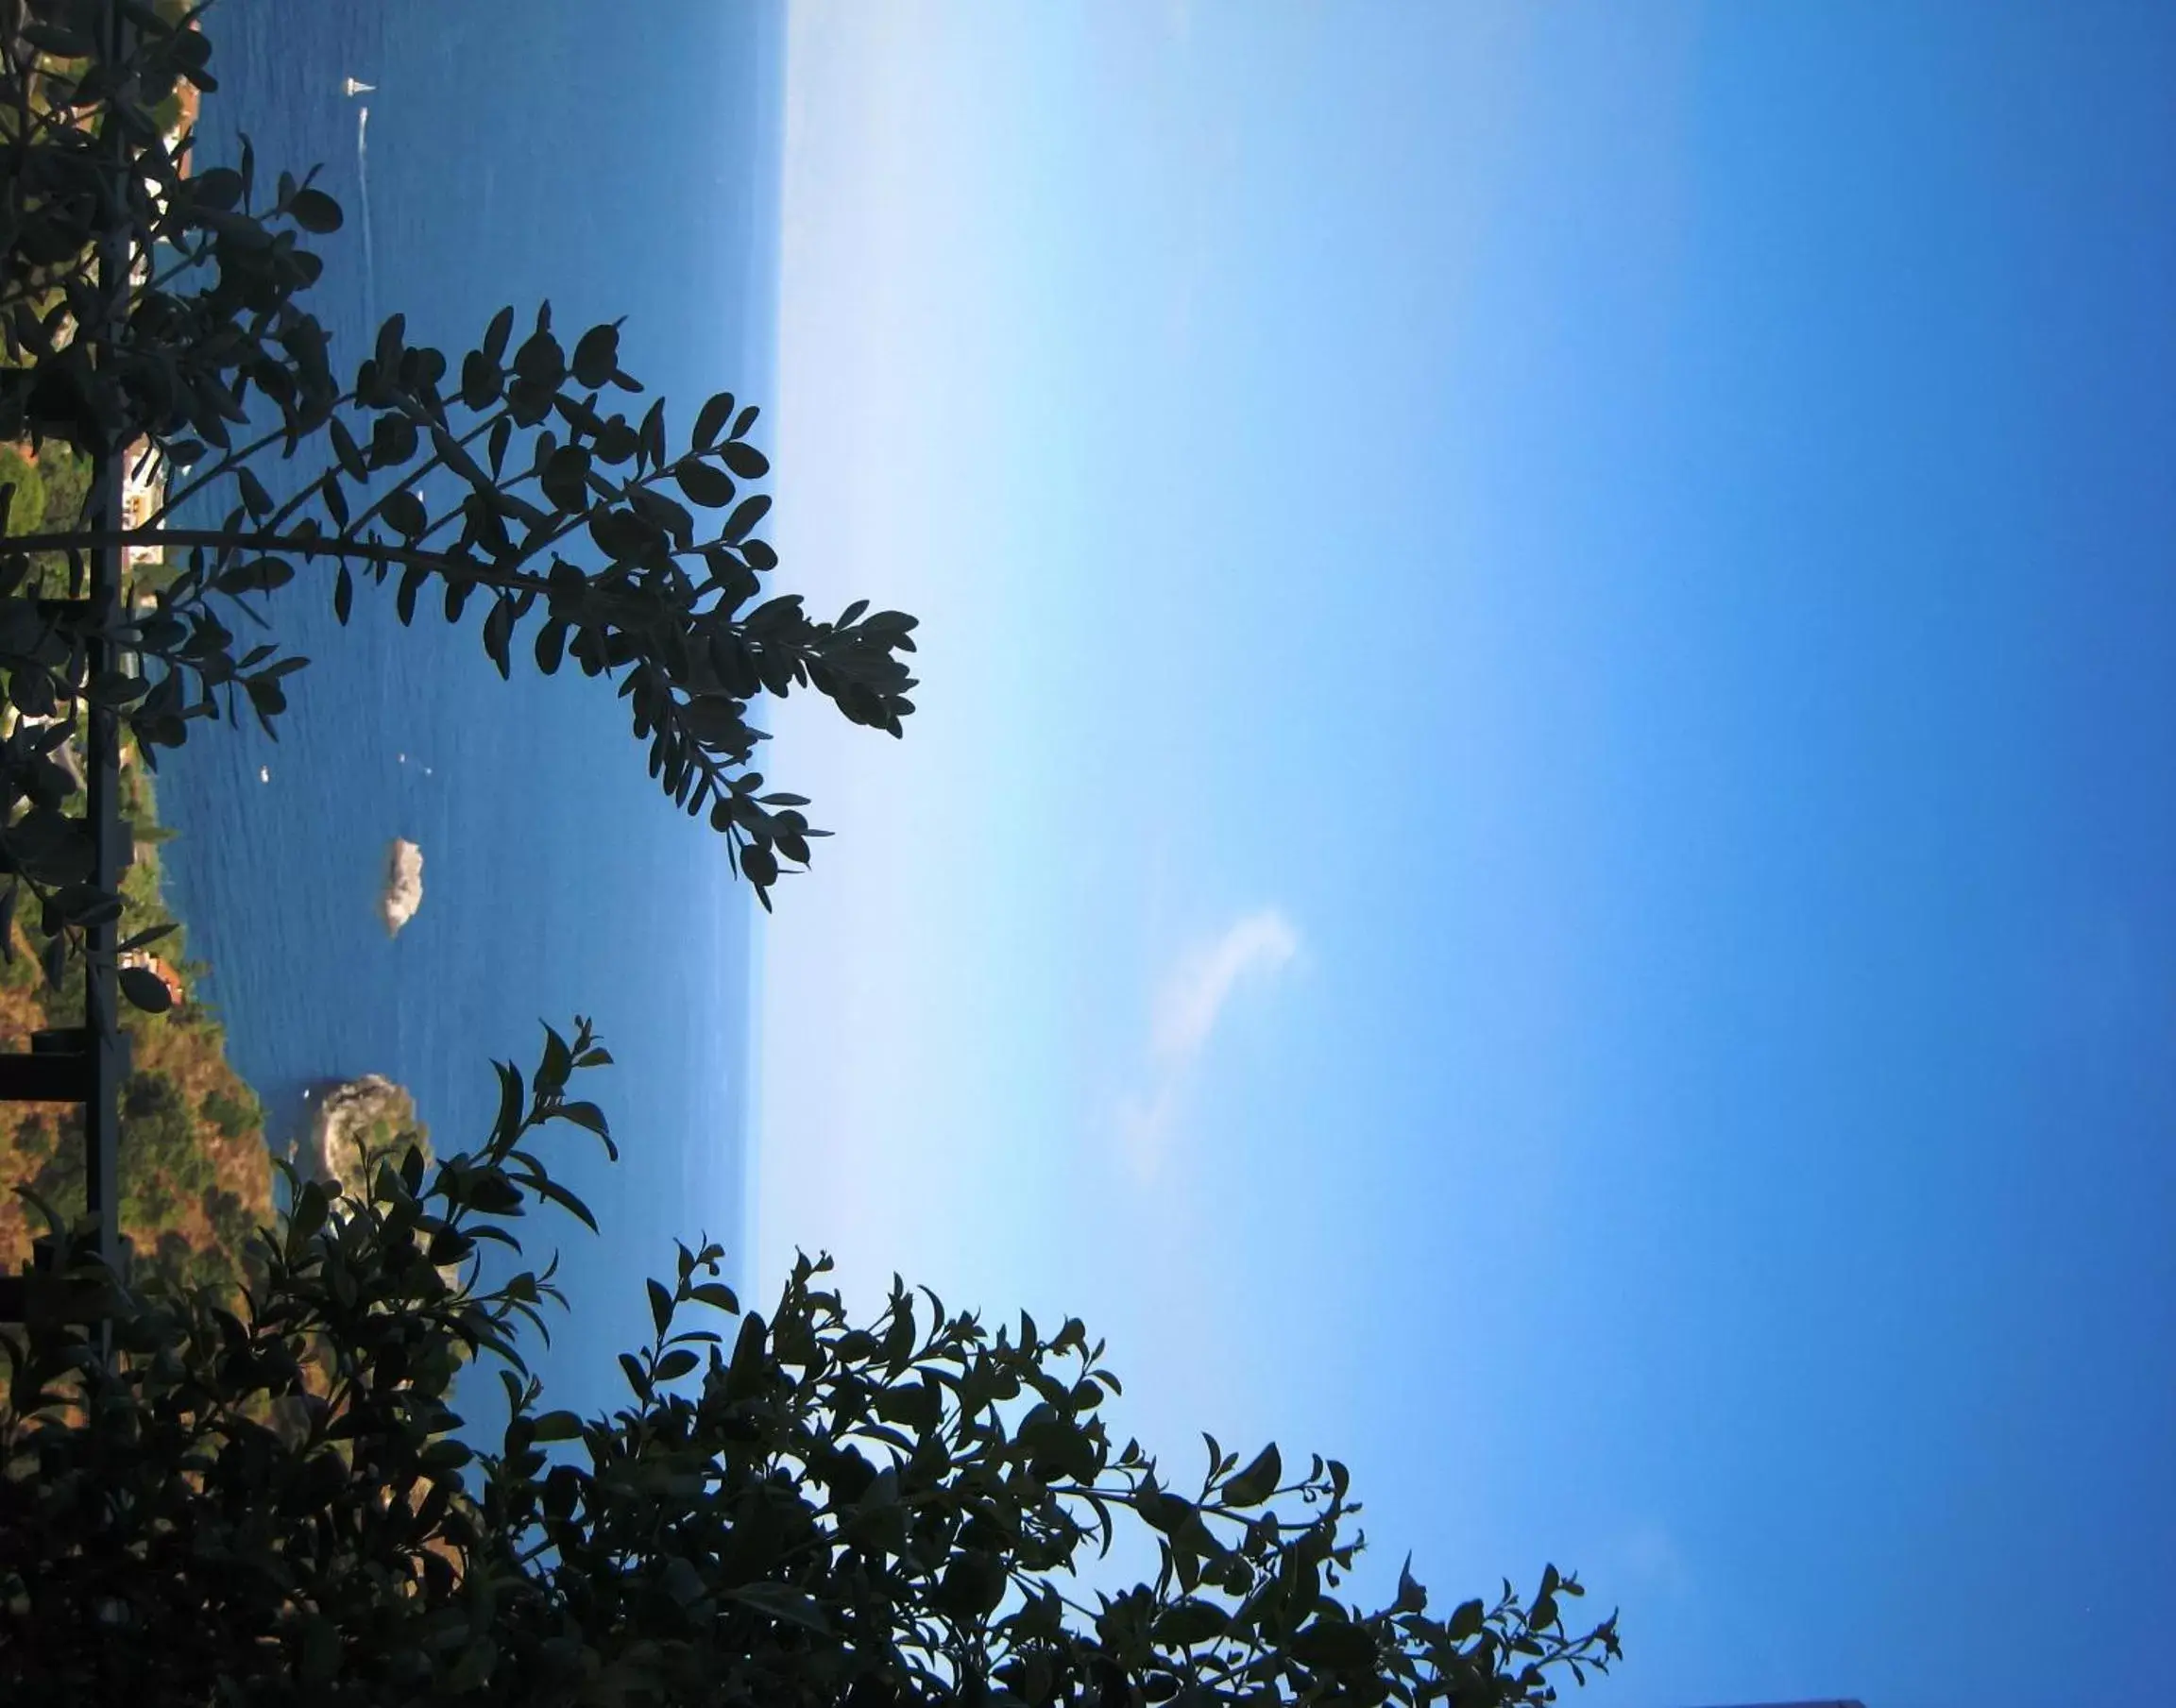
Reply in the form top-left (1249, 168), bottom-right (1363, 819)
top-left (0, 445), bottom-right (46, 535)
top-left (0, 738), bottom-right (268, 1296)
top-left (0, 1026), bottom-right (1619, 1705)
top-left (0, 0), bottom-right (910, 1028)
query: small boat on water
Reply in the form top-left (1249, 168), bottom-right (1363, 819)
top-left (344, 76), bottom-right (375, 97)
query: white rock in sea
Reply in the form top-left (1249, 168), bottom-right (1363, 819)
top-left (381, 837), bottom-right (423, 935)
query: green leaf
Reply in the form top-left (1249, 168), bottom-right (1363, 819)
top-left (1447, 1598), bottom-right (1486, 1642)
top-left (234, 466), bottom-right (273, 518)
top-left (593, 417), bottom-right (639, 466)
top-left (937, 1550), bottom-right (1007, 1618)
top-left (719, 440), bottom-right (769, 480)
top-left (289, 187), bottom-right (343, 233)
top-left (21, 21), bottom-right (95, 55)
top-left (530, 1410), bottom-right (584, 1443)
top-left (87, 671), bottom-right (147, 708)
top-left (1139, 1484), bottom-right (1192, 1535)
top-left (588, 507), bottom-right (660, 563)
top-left (727, 1582), bottom-right (831, 1632)
top-left (329, 415), bottom-right (369, 482)
top-left (674, 461), bottom-right (737, 508)
top-left (540, 444), bottom-right (590, 513)
top-left (722, 493), bottom-right (771, 545)
top-left (539, 1024), bottom-right (573, 1091)
top-left (571, 323), bottom-right (620, 390)
top-left (483, 597), bottom-right (514, 680)
top-left (691, 391), bottom-right (735, 451)
top-left (289, 1179), bottom-right (329, 1241)
top-left (333, 565), bottom-right (353, 624)
top-left (648, 1277), bottom-right (673, 1338)
top-left (739, 843), bottom-right (778, 888)
top-left (119, 964), bottom-right (174, 1014)
top-left (556, 1101), bottom-right (611, 1145)
top-left (245, 676), bottom-right (289, 729)
top-left (514, 326), bottom-right (566, 390)
top-left (461, 349), bottom-right (503, 411)
top-left (531, 1173), bottom-right (601, 1232)
top-left (1223, 1442), bottom-right (1281, 1508)
top-left (1017, 1403), bottom-right (1098, 1481)
top-left (375, 312), bottom-right (408, 371)
top-left (1153, 1598), bottom-right (1229, 1649)
top-left (659, 1554), bottom-right (707, 1607)
top-left (214, 557), bottom-right (295, 596)
top-left (654, 1347), bottom-right (699, 1382)
top-left (382, 489), bottom-right (427, 538)
top-left (484, 305), bottom-right (516, 364)
top-left (1290, 1615), bottom-right (1378, 1675)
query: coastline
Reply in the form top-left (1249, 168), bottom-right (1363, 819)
top-left (0, 747), bottom-right (273, 1294)
top-left (97, 1), bottom-right (768, 1390)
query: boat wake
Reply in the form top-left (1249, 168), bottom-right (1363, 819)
top-left (356, 105), bottom-right (376, 330)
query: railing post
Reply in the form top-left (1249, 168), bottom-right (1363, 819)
top-left (81, 0), bottom-right (134, 1282)
top-left (0, 7), bottom-right (139, 1329)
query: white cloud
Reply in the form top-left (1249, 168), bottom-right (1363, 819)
top-left (1117, 1082), bottom-right (1182, 1180)
top-left (1152, 909), bottom-right (1301, 1065)
top-left (1122, 908), bottom-right (1301, 1177)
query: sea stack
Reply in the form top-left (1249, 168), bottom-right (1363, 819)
top-left (311, 1074), bottom-right (427, 1200)
top-left (381, 837), bottom-right (423, 935)
top-left (310, 1078), bottom-right (454, 1283)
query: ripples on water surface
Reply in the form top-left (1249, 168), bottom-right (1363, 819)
top-left (161, 0), bottom-right (785, 1405)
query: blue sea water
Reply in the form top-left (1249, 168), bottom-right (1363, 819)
top-left (157, 0), bottom-right (784, 1411)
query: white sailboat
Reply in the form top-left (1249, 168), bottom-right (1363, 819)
top-left (343, 76), bottom-right (375, 97)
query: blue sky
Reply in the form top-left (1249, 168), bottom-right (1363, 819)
top-left (753, 6), bottom-right (2176, 1704)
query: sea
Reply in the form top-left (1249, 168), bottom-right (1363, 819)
top-left (157, 0), bottom-right (785, 1414)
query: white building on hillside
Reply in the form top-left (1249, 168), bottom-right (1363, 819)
top-left (118, 439), bottom-right (164, 572)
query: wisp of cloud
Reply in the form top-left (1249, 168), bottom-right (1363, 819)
top-left (1123, 907), bottom-right (1301, 1177)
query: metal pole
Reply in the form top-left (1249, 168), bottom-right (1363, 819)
top-left (0, 3), bottom-right (134, 1328)
top-left (81, 0), bottom-right (132, 1281)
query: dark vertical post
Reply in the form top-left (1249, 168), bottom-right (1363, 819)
top-left (82, 0), bottom-right (133, 1278)
top-left (0, 1), bottom-right (136, 1330)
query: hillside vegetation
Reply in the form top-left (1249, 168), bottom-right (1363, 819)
top-left (0, 748), bottom-right (271, 1298)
